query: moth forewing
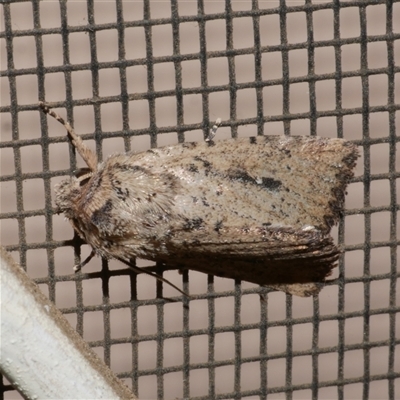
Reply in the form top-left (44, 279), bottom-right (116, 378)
top-left (41, 103), bottom-right (358, 297)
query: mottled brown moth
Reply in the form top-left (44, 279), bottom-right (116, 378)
top-left (40, 102), bottom-right (358, 297)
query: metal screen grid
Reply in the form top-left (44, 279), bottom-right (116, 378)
top-left (1, 0), bottom-right (399, 399)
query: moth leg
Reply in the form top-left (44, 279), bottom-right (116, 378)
top-left (116, 257), bottom-right (190, 298)
top-left (74, 249), bottom-right (96, 272)
top-left (205, 118), bottom-right (222, 142)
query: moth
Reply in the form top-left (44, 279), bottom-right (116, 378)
top-left (40, 102), bottom-right (358, 297)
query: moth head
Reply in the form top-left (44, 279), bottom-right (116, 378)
top-left (55, 168), bottom-right (93, 218)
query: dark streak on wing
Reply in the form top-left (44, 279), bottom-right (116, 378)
top-left (261, 177), bottom-right (282, 190)
top-left (227, 169), bottom-right (282, 192)
top-left (91, 199), bottom-right (113, 227)
top-left (182, 217), bottom-right (205, 230)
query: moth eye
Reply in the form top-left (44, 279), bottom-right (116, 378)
top-left (79, 176), bottom-right (91, 187)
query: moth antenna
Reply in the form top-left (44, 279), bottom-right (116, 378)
top-left (116, 257), bottom-right (190, 298)
top-left (39, 102), bottom-right (98, 172)
top-left (206, 118), bottom-right (222, 142)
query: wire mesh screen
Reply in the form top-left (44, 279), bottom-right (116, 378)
top-left (1, 0), bottom-right (399, 399)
